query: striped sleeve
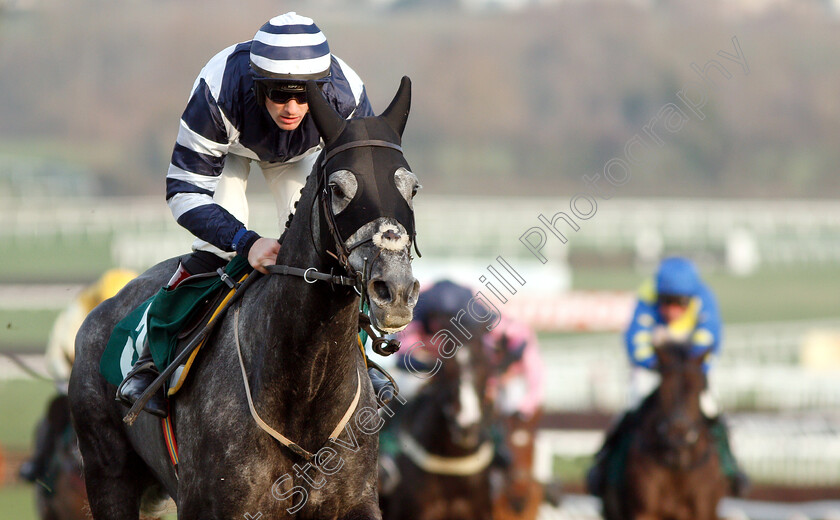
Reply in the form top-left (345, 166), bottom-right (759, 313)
top-left (166, 78), bottom-right (244, 252)
top-left (334, 56), bottom-right (374, 118)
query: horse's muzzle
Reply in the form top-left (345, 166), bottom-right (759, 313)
top-left (367, 275), bottom-right (420, 332)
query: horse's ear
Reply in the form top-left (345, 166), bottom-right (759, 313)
top-left (381, 76), bottom-right (411, 138)
top-left (307, 80), bottom-right (345, 146)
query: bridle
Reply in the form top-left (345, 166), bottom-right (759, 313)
top-left (645, 366), bottom-right (712, 471)
top-left (397, 354), bottom-right (494, 476)
top-left (266, 138), bottom-right (413, 355)
top-left (234, 137), bottom-right (416, 460)
top-left (317, 138), bottom-right (414, 277)
top-left (648, 413), bottom-right (712, 471)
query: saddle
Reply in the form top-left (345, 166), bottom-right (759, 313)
top-left (99, 256), bottom-right (252, 394)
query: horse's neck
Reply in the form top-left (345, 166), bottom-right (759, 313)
top-left (408, 390), bottom-right (484, 458)
top-left (406, 394), bottom-right (454, 454)
top-left (248, 192), bottom-right (361, 409)
top-left (657, 376), bottom-right (703, 418)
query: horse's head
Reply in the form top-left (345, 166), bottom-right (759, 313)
top-left (307, 77), bottom-right (420, 332)
top-left (652, 343), bottom-right (710, 468)
top-left (435, 338), bottom-right (493, 450)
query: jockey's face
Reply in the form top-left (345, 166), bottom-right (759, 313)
top-left (265, 98), bottom-right (309, 131)
top-left (658, 294), bottom-right (691, 323)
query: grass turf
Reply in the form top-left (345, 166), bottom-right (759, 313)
top-left (0, 485), bottom-right (37, 520)
top-left (0, 380), bottom-right (56, 450)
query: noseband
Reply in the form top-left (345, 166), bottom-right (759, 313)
top-left (648, 397), bottom-right (711, 471)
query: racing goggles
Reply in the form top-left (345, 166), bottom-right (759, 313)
top-left (262, 82), bottom-right (321, 105)
top-left (657, 294), bottom-right (692, 308)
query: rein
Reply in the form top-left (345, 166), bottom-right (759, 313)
top-left (264, 265), bottom-right (358, 288)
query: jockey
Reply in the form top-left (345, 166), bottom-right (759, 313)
top-left (391, 280), bottom-right (544, 460)
top-left (20, 268), bottom-right (137, 482)
top-left (585, 257), bottom-right (750, 498)
top-left (116, 12), bottom-right (389, 416)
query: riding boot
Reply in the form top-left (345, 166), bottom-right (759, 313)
top-left (115, 341), bottom-right (169, 418)
top-left (586, 410), bottom-right (635, 497)
top-left (166, 262), bottom-right (192, 290)
top-left (708, 415), bottom-right (750, 497)
top-left (369, 367), bottom-right (397, 406)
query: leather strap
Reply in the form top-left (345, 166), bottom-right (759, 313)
top-left (320, 140), bottom-right (403, 167)
top-left (398, 430), bottom-right (494, 476)
top-left (265, 264), bottom-right (358, 287)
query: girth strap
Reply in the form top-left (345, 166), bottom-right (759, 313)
top-left (234, 308), bottom-right (362, 461)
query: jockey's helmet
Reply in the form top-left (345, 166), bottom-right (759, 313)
top-left (655, 257), bottom-right (701, 300)
top-left (249, 12), bottom-right (332, 85)
top-left (414, 280), bottom-right (476, 335)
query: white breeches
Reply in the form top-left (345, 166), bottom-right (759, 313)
top-left (191, 151), bottom-right (318, 259)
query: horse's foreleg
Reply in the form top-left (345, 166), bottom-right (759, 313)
top-left (82, 470), bottom-right (146, 520)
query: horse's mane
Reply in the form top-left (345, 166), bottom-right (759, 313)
top-left (277, 151), bottom-right (322, 247)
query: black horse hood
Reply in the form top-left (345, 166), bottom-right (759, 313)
top-left (307, 77), bottom-right (416, 243)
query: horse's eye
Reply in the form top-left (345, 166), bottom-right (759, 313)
top-left (411, 184), bottom-right (421, 198)
top-left (330, 183), bottom-right (346, 200)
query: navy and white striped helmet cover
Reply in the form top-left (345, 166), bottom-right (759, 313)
top-left (250, 12), bottom-right (331, 81)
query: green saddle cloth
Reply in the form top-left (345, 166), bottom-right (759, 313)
top-left (99, 256), bottom-right (251, 388)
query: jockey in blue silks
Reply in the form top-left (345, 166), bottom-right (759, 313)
top-left (586, 257), bottom-right (750, 498)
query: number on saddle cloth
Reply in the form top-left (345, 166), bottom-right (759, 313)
top-left (99, 256), bottom-right (252, 392)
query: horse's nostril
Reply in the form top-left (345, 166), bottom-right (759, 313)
top-left (408, 280), bottom-right (420, 305)
top-left (371, 280), bottom-right (391, 302)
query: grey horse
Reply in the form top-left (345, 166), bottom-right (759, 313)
top-left (69, 77), bottom-right (420, 519)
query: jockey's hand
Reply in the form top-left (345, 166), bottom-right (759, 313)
top-left (652, 326), bottom-right (671, 348)
top-left (248, 238), bottom-right (281, 274)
